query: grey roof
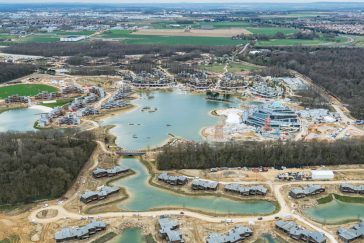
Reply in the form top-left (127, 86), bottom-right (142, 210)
top-left (341, 183), bottom-right (364, 192)
top-left (192, 179), bottom-right (218, 189)
top-left (290, 185), bottom-right (324, 196)
top-left (80, 186), bottom-right (119, 200)
top-left (206, 226), bottom-right (252, 243)
top-left (337, 220), bottom-right (364, 241)
top-left (54, 221), bottom-right (106, 241)
top-left (93, 166), bottom-right (129, 175)
top-left (159, 217), bottom-right (183, 242)
top-left (276, 221), bottom-right (326, 243)
top-left (158, 173), bottom-right (187, 182)
top-left (224, 183), bottom-right (268, 194)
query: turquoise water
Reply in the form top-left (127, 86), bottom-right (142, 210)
top-left (305, 199), bottom-right (364, 224)
top-left (0, 106), bottom-right (51, 132)
top-left (112, 158), bottom-right (276, 215)
top-left (102, 90), bottom-right (235, 150)
top-left (109, 228), bottom-right (145, 243)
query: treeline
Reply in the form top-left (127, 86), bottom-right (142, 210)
top-left (3, 41), bottom-right (233, 57)
top-left (247, 47), bottom-right (364, 119)
top-left (0, 62), bottom-right (36, 84)
top-left (0, 130), bottom-right (96, 204)
top-left (156, 140), bottom-right (364, 170)
top-left (234, 30), bottom-right (321, 41)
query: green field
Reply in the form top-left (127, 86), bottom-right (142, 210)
top-left (246, 27), bottom-right (299, 36)
top-left (40, 98), bottom-right (73, 108)
top-left (228, 62), bottom-right (262, 72)
top-left (198, 63), bottom-right (225, 73)
top-left (101, 30), bottom-right (247, 46)
top-left (52, 30), bottom-right (95, 36)
top-left (0, 84), bottom-right (58, 99)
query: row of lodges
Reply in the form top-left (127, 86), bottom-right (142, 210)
top-left (38, 106), bottom-right (63, 127)
top-left (242, 101), bottom-right (301, 132)
top-left (129, 70), bottom-right (175, 88)
top-left (80, 185), bottom-right (119, 204)
top-left (34, 90), bottom-right (62, 100)
top-left (337, 220), bottom-right (364, 243)
top-left (5, 95), bottom-right (30, 103)
top-left (58, 113), bottom-right (80, 125)
top-left (61, 84), bottom-right (85, 94)
top-left (276, 221), bottom-right (326, 243)
top-left (206, 226), bottom-right (253, 243)
top-left (101, 86), bottom-right (130, 110)
top-left (158, 173), bottom-right (188, 185)
top-left (191, 179), bottom-right (219, 191)
top-left (340, 183), bottom-right (364, 194)
top-left (289, 185), bottom-right (325, 199)
top-left (250, 82), bottom-right (283, 98)
top-left (224, 183), bottom-right (268, 196)
top-left (92, 166), bottom-right (130, 178)
top-left (54, 221), bottom-right (106, 242)
top-left (159, 216), bottom-right (184, 243)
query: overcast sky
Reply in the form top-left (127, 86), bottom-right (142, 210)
top-left (1, 0), bottom-right (364, 3)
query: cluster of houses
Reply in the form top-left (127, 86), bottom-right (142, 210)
top-left (250, 81), bottom-right (283, 99)
top-left (77, 106), bottom-right (99, 116)
top-left (289, 185), bottom-right (325, 199)
top-left (224, 183), bottom-right (268, 196)
top-left (38, 106), bottom-right (63, 128)
top-left (191, 179), bottom-right (219, 191)
top-left (92, 166), bottom-right (130, 178)
top-left (129, 70), bottom-right (175, 88)
top-left (54, 221), bottom-right (106, 242)
top-left (297, 109), bottom-right (340, 124)
top-left (5, 95), bottom-right (30, 103)
top-left (34, 90), bottom-right (62, 100)
top-left (80, 185), bottom-right (120, 204)
top-left (275, 221), bottom-right (326, 243)
top-left (220, 73), bottom-right (246, 91)
top-left (158, 173), bottom-right (188, 186)
top-left (206, 226), bottom-right (253, 243)
top-left (337, 220), bottom-right (364, 243)
top-left (101, 86), bottom-right (130, 110)
top-left (61, 84), bottom-right (84, 94)
top-left (159, 216), bottom-right (184, 243)
top-left (340, 183), bottom-right (364, 194)
top-left (58, 113), bottom-right (80, 125)
top-left (177, 71), bottom-right (212, 90)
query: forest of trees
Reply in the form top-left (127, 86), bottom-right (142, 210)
top-left (247, 47), bottom-right (364, 119)
top-left (156, 139), bottom-right (364, 170)
top-left (0, 62), bottom-right (36, 84)
top-left (0, 130), bottom-right (96, 204)
top-left (3, 41), bottom-right (233, 58)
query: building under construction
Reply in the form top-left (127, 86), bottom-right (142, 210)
top-left (242, 101), bottom-right (300, 132)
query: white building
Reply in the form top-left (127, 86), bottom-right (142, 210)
top-left (60, 35), bottom-right (86, 42)
top-left (311, 170), bottom-right (334, 180)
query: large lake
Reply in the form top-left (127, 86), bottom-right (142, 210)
top-left (101, 90), bottom-right (236, 150)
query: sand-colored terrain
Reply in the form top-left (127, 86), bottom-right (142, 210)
top-left (132, 28), bottom-right (251, 37)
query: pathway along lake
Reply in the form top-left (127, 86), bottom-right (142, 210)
top-left (101, 90), bottom-right (236, 150)
top-left (305, 199), bottom-right (364, 224)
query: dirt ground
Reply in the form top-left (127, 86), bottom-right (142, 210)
top-left (133, 28), bottom-right (251, 37)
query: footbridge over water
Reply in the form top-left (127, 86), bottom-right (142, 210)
top-left (116, 150), bottom-right (146, 156)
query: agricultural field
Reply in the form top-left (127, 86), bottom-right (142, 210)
top-left (0, 84), bottom-right (58, 99)
top-left (245, 27), bottom-right (299, 36)
top-left (132, 28), bottom-right (251, 37)
top-left (100, 30), bottom-right (248, 46)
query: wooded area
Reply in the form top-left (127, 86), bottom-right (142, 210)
top-left (247, 47), bottom-right (364, 119)
top-left (3, 41), bottom-right (233, 57)
top-left (156, 139), bottom-right (364, 170)
top-left (0, 62), bottom-right (35, 84)
top-left (0, 130), bottom-right (96, 204)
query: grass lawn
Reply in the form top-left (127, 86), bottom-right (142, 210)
top-left (0, 84), bottom-right (58, 99)
top-left (20, 35), bottom-right (59, 43)
top-left (0, 235), bottom-right (20, 243)
top-left (52, 30), bottom-right (95, 36)
top-left (246, 27), bottom-right (299, 36)
top-left (40, 98), bottom-right (73, 108)
top-left (198, 63), bottom-right (225, 73)
top-left (228, 62), bottom-right (262, 72)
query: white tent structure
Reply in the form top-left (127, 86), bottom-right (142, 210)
top-left (311, 170), bottom-right (334, 180)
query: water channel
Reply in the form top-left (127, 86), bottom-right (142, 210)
top-left (305, 199), bottom-right (364, 224)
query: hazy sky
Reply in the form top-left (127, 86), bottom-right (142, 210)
top-left (1, 0), bottom-right (364, 3)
